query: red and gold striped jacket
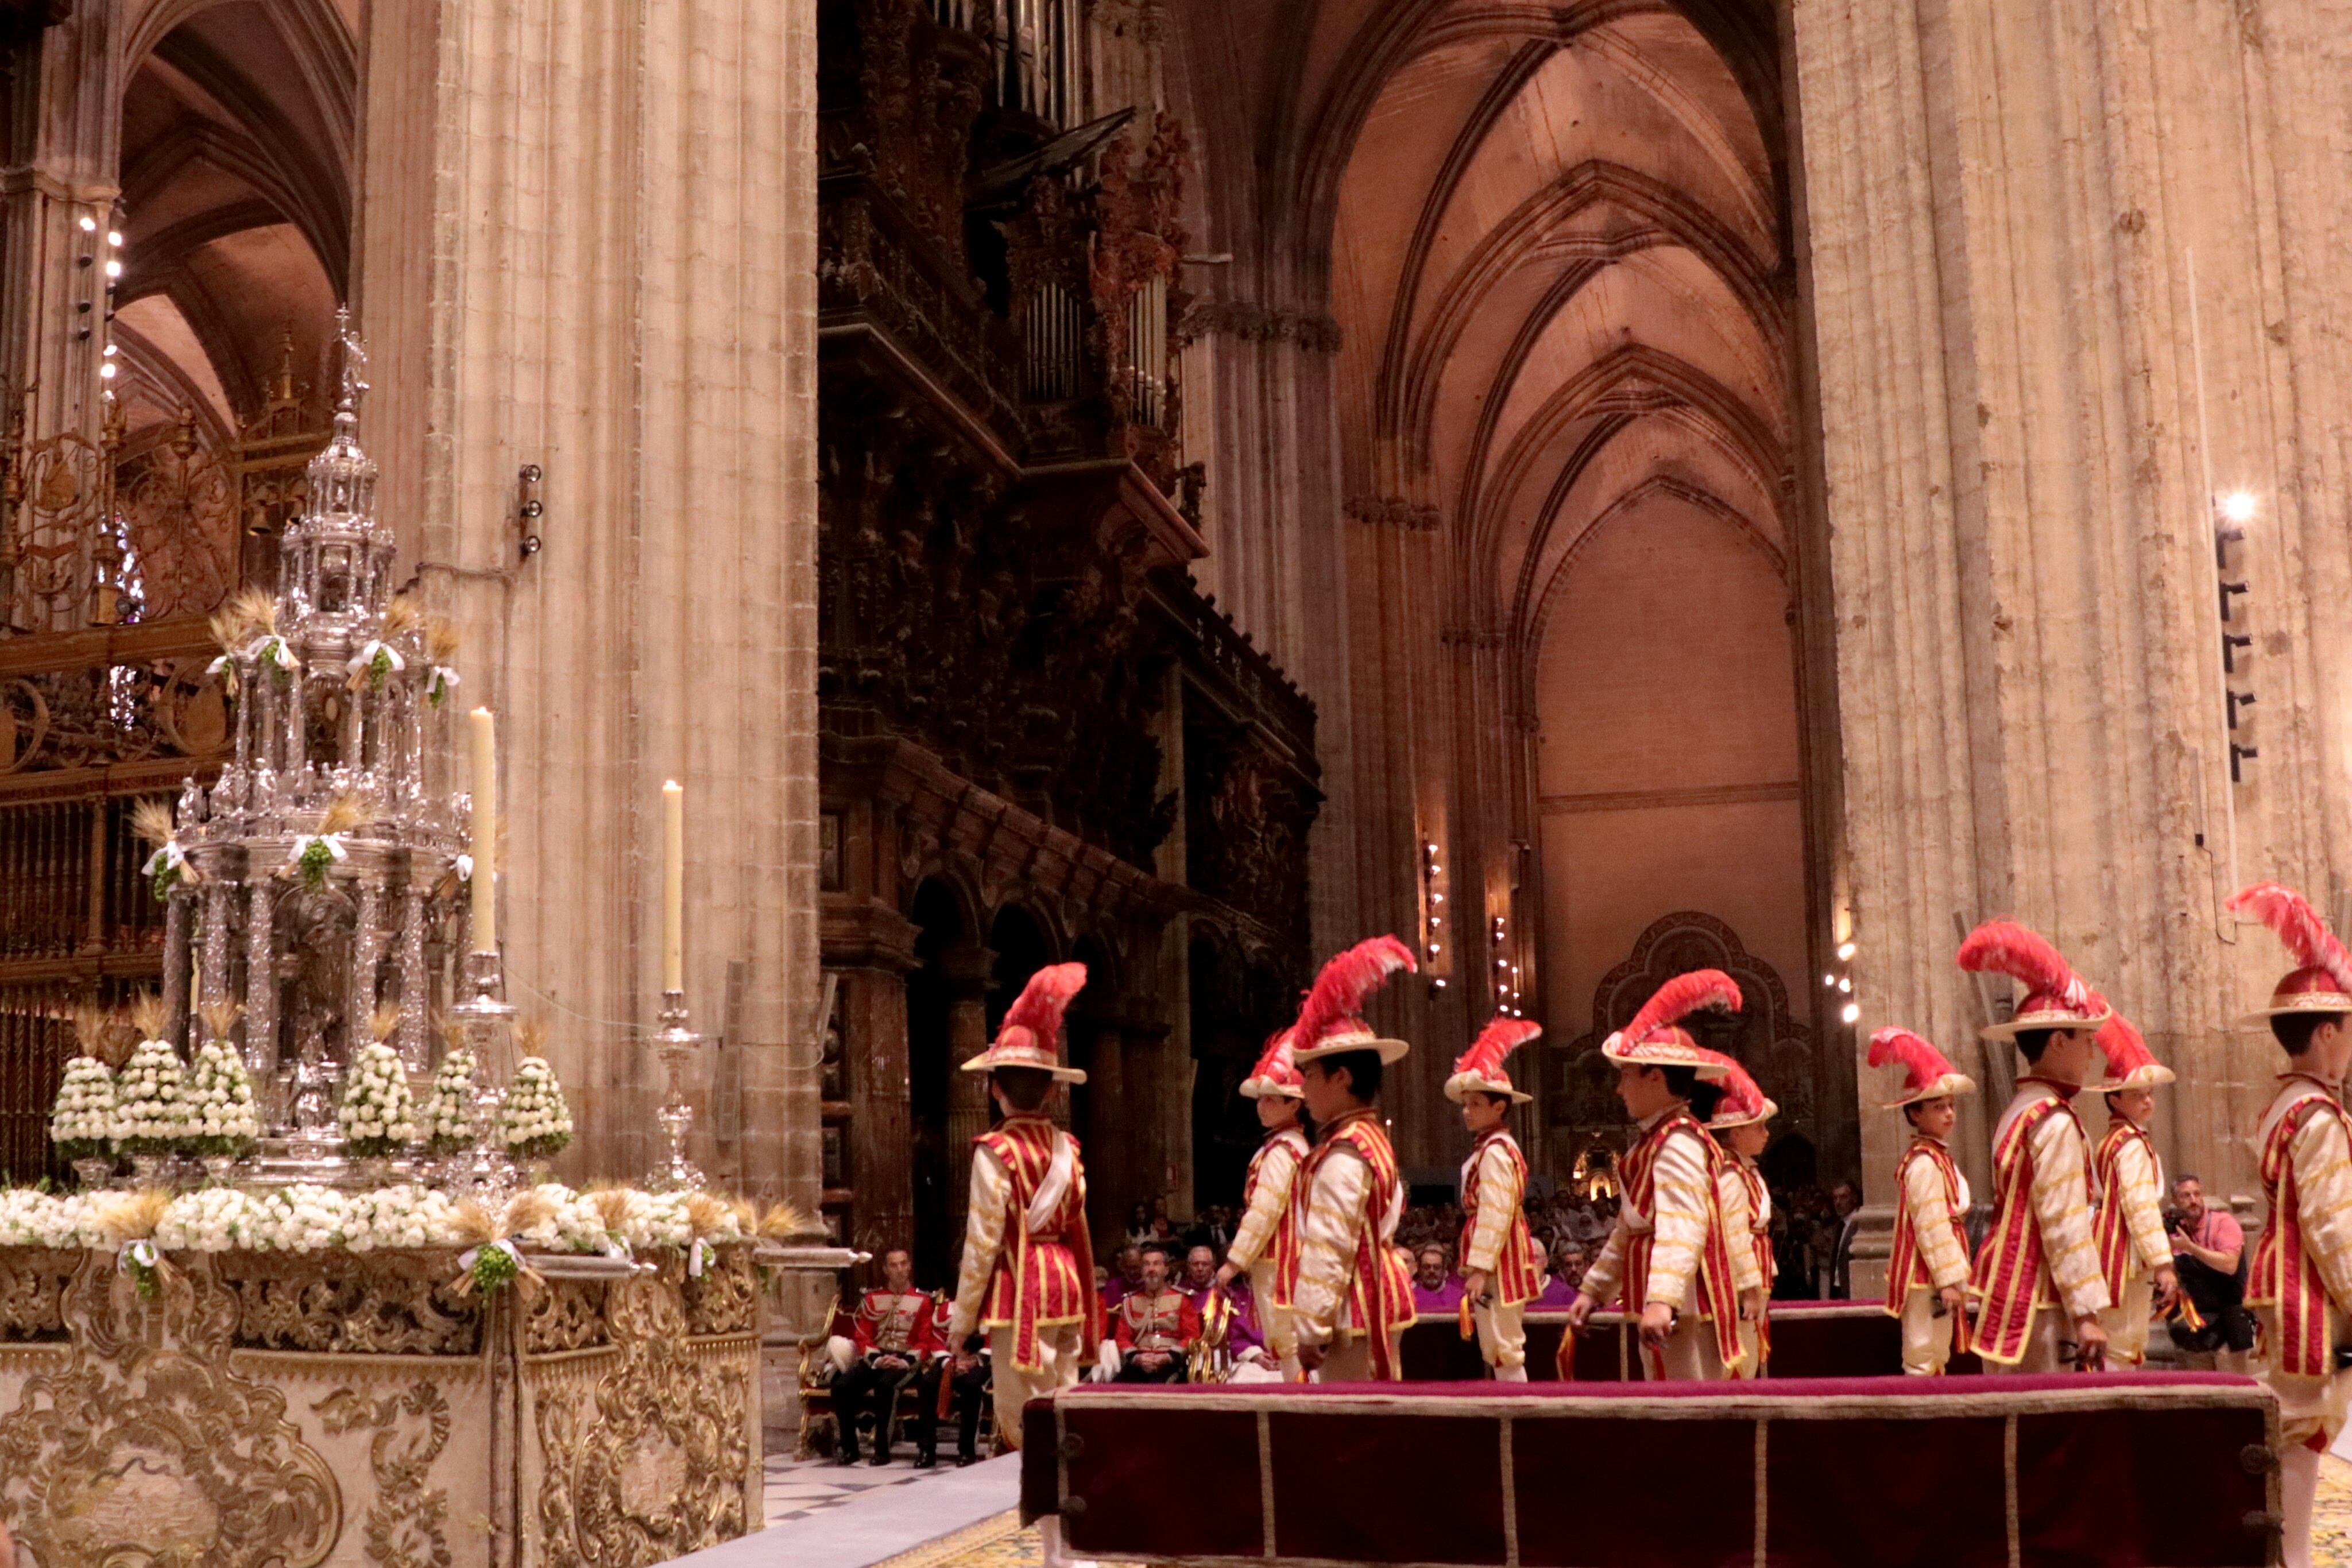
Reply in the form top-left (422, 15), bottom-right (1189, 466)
top-left (1113, 1287), bottom-right (1202, 1354)
top-left (852, 1289), bottom-right (944, 1358)
top-left (1459, 1129), bottom-right (1544, 1307)
top-left (2251, 1078), bottom-right (2352, 1379)
top-left (1620, 1109), bottom-right (1743, 1373)
top-left (2094, 1119), bottom-right (2169, 1299)
top-left (1283, 1108), bottom-right (1416, 1378)
top-left (1231, 1124), bottom-right (1311, 1295)
top-left (1968, 1085), bottom-right (2103, 1365)
top-left (973, 1116), bottom-right (1100, 1370)
top-left (1885, 1137), bottom-right (1972, 1308)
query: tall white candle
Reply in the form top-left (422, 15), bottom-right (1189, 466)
top-left (469, 707), bottom-right (497, 954)
top-left (662, 780), bottom-right (684, 993)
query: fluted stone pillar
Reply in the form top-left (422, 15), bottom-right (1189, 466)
top-left (355, 0), bottom-right (821, 1204)
top-left (1793, 0), bottom-right (2352, 1214)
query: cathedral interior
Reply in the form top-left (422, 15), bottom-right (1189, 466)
top-left (2, 0), bottom-right (2349, 1285)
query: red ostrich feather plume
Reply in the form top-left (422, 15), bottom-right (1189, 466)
top-left (1954, 920), bottom-right (2092, 1008)
top-left (1867, 1027), bottom-right (1960, 1086)
top-left (1622, 970), bottom-right (1742, 1044)
top-left (1453, 1016), bottom-right (1541, 1079)
top-left (2228, 881), bottom-right (2352, 994)
top-left (1294, 936), bottom-right (1417, 1047)
top-left (1247, 1028), bottom-right (1297, 1082)
top-left (2094, 1006), bottom-right (2156, 1079)
top-left (1698, 1050), bottom-right (1767, 1119)
top-left (999, 962), bottom-right (1088, 1052)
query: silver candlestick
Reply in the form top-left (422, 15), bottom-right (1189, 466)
top-left (448, 948), bottom-right (520, 1203)
top-left (646, 989), bottom-right (705, 1192)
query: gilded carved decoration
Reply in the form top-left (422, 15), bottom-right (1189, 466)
top-left (314, 1382), bottom-right (455, 1568)
top-left (0, 1248), bottom-right (761, 1565)
top-left (0, 1255), bottom-right (342, 1568)
top-left (533, 1275), bottom-right (752, 1568)
top-left (221, 1250), bottom-right (482, 1357)
top-left (523, 1279), bottom-right (610, 1356)
top-left (680, 1246), bottom-right (760, 1338)
top-left (0, 1246), bottom-right (80, 1341)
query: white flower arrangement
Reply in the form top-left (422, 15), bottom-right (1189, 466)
top-left (337, 1043), bottom-right (419, 1158)
top-left (49, 1056), bottom-right (117, 1162)
top-left (498, 1056), bottom-right (574, 1160)
top-left (421, 1048), bottom-right (477, 1155)
top-left (156, 1186), bottom-right (265, 1252)
top-left (185, 1042), bottom-right (261, 1158)
top-left (0, 1180), bottom-right (764, 1263)
top-left (0, 1188), bottom-right (96, 1249)
top-left (343, 1184), bottom-right (457, 1252)
top-left (112, 1037), bottom-right (190, 1156)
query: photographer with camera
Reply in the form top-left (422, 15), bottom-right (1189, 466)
top-left (2165, 1174), bottom-right (2252, 1370)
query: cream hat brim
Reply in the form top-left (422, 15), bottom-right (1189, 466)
top-left (1980, 1004), bottom-right (2113, 1042)
top-left (1291, 1036), bottom-right (1411, 1066)
top-left (1444, 1072), bottom-right (1531, 1105)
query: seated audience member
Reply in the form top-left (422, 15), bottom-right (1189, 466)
top-left (1411, 1244), bottom-right (1466, 1318)
top-left (2167, 1173), bottom-right (2254, 1370)
top-left (1110, 1244), bottom-right (1200, 1383)
top-left (1102, 1244), bottom-right (1145, 1310)
top-left (1124, 1202), bottom-right (1154, 1248)
top-left (1179, 1243), bottom-right (1220, 1300)
top-left (833, 1247), bottom-right (946, 1467)
top-left (1533, 1242), bottom-right (1585, 1307)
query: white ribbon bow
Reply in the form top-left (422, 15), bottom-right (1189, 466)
top-left (455, 853), bottom-right (474, 882)
top-left (349, 641), bottom-right (407, 680)
top-left (428, 665), bottom-right (461, 696)
top-left (602, 1234), bottom-right (633, 1261)
top-left (259, 636), bottom-right (299, 673)
top-left (688, 1237), bottom-right (711, 1277)
top-left (118, 1239), bottom-right (158, 1273)
top-left (141, 841), bottom-right (189, 879)
top-left (457, 1237), bottom-right (520, 1276)
top-left (287, 834), bottom-right (350, 868)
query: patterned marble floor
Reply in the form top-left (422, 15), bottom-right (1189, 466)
top-left (762, 1450), bottom-right (987, 1527)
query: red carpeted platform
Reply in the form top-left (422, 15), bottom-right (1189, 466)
top-left (1022, 1374), bottom-right (2278, 1568)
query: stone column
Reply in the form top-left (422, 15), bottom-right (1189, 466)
top-left (355, 0), bottom-right (821, 1201)
top-left (0, 5), bottom-right (122, 631)
top-left (1790, 0), bottom-right (2352, 1209)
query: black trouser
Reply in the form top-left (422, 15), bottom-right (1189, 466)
top-left (942, 1358), bottom-right (989, 1458)
top-left (835, 1357), bottom-right (933, 1459)
top-left (838, 1357), bottom-right (991, 1460)
top-left (2169, 1255), bottom-right (2257, 1353)
top-left (1114, 1352), bottom-right (1187, 1383)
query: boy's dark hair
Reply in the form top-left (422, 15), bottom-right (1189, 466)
top-left (2271, 1012), bottom-right (2342, 1056)
top-left (1314, 1048), bottom-right (1384, 1102)
top-left (2013, 1027), bottom-right (2056, 1064)
top-left (1659, 1064), bottom-right (1723, 1122)
top-left (993, 1066), bottom-right (1054, 1111)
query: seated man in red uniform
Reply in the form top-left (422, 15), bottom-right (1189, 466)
top-left (833, 1246), bottom-right (947, 1467)
top-left (1111, 1242), bottom-right (1201, 1382)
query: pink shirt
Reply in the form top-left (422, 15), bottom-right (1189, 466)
top-left (2183, 1207), bottom-right (2244, 1261)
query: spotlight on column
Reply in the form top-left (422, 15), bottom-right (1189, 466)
top-left (1836, 941), bottom-right (1856, 961)
top-left (2221, 490), bottom-right (2258, 525)
top-left (1840, 1002), bottom-right (1860, 1025)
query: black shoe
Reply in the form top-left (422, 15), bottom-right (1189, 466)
top-left (834, 1444), bottom-right (860, 1466)
top-left (868, 1449), bottom-right (892, 1466)
top-left (914, 1452), bottom-right (937, 1469)
top-left (956, 1451), bottom-right (977, 1468)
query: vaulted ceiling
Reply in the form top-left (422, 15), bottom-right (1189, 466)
top-left (1174, 0), bottom-right (1792, 677)
top-left (111, 0), bottom-right (354, 450)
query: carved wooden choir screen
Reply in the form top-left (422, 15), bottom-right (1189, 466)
top-left (0, 392), bottom-right (322, 1179)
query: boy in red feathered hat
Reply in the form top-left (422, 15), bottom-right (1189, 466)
top-left (1283, 937), bottom-right (1419, 1381)
top-left (1867, 1026), bottom-right (1978, 1375)
top-left (2226, 882), bottom-right (2352, 1568)
top-left (1956, 919), bottom-right (2113, 1372)
top-left (2090, 1008), bottom-right (2180, 1368)
top-left (1446, 1016), bottom-right (1546, 1380)
top-left (1563, 971), bottom-right (1748, 1380)
top-left (1700, 1051), bottom-right (1775, 1375)
top-left (945, 962), bottom-right (1100, 1449)
top-left (1214, 1025), bottom-right (1312, 1378)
